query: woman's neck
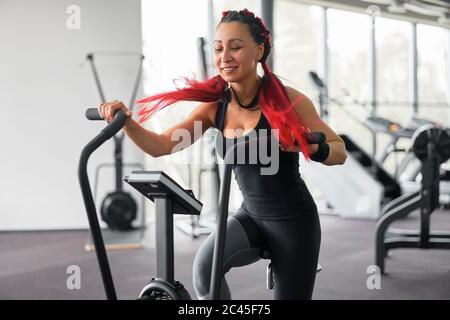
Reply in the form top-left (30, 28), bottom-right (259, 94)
top-left (229, 74), bottom-right (262, 106)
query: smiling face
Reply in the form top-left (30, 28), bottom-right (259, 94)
top-left (213, 22), bottom-right (264, 83)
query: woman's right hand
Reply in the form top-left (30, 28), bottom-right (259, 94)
top-left (98, 100), bottom-right (133, 123)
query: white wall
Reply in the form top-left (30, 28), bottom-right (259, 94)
top-left (0, 0), bottom-right (144, 230)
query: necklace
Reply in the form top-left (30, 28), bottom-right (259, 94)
top-left (227, 83), bottom-right (260, 110)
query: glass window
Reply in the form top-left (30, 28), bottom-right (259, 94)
top-left (273, 1), bottom-right (322, 100)
top-left (376, 17), bottom-right (412, 124)
top-left (375, 17), bottom-right (412, 176)
top-left (417, 24), bottom-right (449, 127)
top-left (327, 9), bottom-right (372, 153)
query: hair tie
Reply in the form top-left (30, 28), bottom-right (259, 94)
top-left (239, 8), bottom-right (255, 17)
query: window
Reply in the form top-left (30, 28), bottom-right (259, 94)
top-left (417, 24), bottom-right (449, 127)
top-left (327, 9), bottom-right (372, 153)
top-left (273, 1), bottom-right (322, 100)
top-left (376, 17), bottom-right (412, 124)
top-left (375, 17), bottom-right (412, 175)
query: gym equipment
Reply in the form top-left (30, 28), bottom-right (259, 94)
top-left (363, 115), bottom-right (439, 180)
top-left (125, 171), bottom-right (202, 299)
top-left (375, 126), bottom-right (450, 274)
top-left (309, 70), bottom-right (440, 177)
top-left (307, 71), bottom-right (401, 219)
top-left (364, 117), bottom-right (450, 210)
top-left (346, 104), bottom-right (450, 208)
top-left (79, 108), bottom-right (225, 299)
top-left (348, 93), bottom-right (450, 207)
top-left (79, 109), bottom-right (127, 298)
top-left (307, 70), bottom-right (450, 218)
top-left (86, 52), bottom-right (145, 231)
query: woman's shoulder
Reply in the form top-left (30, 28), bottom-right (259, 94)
top-left (284, 86), bottom-right (315, 105)
top-left (284, 86), bottom-right (307, 100)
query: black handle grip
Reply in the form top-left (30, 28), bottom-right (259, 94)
top-left (86, 108), bottom-right (104, 121)
top-left (307, 132), bottom-right (326, 144)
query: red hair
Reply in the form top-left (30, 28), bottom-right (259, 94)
top-left (136, 75), bottom-right (227, 121)
top-left (136, 9), bottom-right (312, 159)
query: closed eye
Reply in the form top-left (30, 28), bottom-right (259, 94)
top-left (214, 47), bottom-right (242, 53)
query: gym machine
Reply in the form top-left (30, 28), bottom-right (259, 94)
top-left (375, 126), bottom-right (450, 274)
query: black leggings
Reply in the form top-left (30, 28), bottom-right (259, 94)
top-left (192, 206), bottom-right (321, 300)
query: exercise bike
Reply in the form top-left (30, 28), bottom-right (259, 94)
top-left (78, 108), bottom-right (325, 299)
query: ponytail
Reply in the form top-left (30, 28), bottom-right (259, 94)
top-left (258, 62), bottom-right (311, 159)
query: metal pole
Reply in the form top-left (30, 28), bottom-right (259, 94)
top-left (261, 0), bottom-right (274, 70)
top-left (370, 15), bottom-right (378, 177)
top-left (210, 162), bottom-right (232, 300)
top-left (410, 23), bottom-right (418, 116)
top-left (78, 109), bottom-right (128, 300)
top-left (447, 30), bottom-right (450, 127)
top-left (155, 197), bottom-right (174, 284)
top-left (207, 0), bottom-right (215, 77)
top-left (319, 7), bottom-right (329, 120)
top-left (79, 139), bottom-right (117, 300)
top-left (128, 55), bottom-right (145, 112)
top-left (86, 53), bottom-right (106, 103)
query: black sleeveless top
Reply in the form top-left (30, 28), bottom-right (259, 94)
top-left (214, 95), bottom-right (318, 220)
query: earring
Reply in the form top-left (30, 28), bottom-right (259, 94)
top-left (225, 82), bottom-right (232, 101)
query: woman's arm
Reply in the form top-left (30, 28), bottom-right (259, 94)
top-left (285, 86), bottom-right (347, 166)
top-left (123, 102), bottom-right (216, 157)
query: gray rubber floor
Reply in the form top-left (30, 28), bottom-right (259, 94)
top-left (1, 209), bottom-right (449, 300)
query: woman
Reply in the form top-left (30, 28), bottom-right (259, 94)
top-left (98, 9), bottom-right (346, 300)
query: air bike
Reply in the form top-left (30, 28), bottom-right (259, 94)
top-left (78, 108), bottom-right (324, 299)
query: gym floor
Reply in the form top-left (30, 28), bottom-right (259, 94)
top-left (1, 208), bottom-right (449, 300)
